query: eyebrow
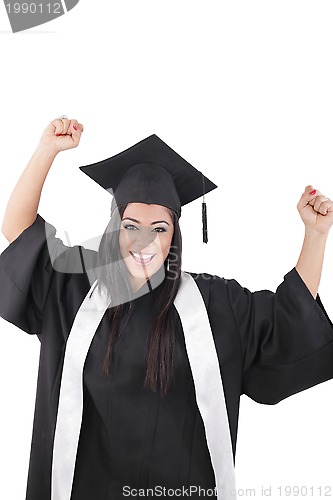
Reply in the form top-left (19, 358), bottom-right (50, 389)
top-left (122, 217), bottom-right (170, 226)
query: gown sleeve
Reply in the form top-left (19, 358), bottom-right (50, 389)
top-left (0, 214), bottom-right (97, 335)
top-left (225, 268), bottom-right (333, 404)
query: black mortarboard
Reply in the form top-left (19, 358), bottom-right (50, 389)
top-left (79, 134), bottom-right (217, 243)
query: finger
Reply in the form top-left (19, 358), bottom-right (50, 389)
top-left (313, 195), bottom-right (330, 213)
top-left (59, 117), bottom-right (71, 135)
top-left (300, 185), bottom-right (316, 204)
top-left (301, 186), bottom-right (322, 208)
top-left (67, 119), bottom-right (78, 137)
top-left (316, 199), bottom-right (333, 216)
top-left (71, 121), bottom-right (84, 143)
top-left (51, 118), bottom-right (66, 136)
top-left (304, 185), bottom-right (315, 194)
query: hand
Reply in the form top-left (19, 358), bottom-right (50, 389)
top-left (39, 117), bottom-right (84, 154)
top-left (297, 185), bottom-right (333, 236)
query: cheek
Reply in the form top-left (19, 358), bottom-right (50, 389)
top-left (158, 233), bottom-right (173, 259)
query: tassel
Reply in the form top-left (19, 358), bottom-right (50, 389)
top-left (202, 200), bottom-right (208, 243)
top-left (202, 173), bottom-right (208, 243)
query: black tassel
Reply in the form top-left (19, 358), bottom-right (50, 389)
top-left (201, 172), bottom-right (208, 243)
top-left (202, 201), bottom-right (208, 243)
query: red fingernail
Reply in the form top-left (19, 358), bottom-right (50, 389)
top-left (73, 124), bottom-right (77, 130)
top-left (55, 134), bottom-right (59, 136)
top-left (310, 189), bottom-right (316, 195)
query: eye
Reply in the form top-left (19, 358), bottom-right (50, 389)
top-left (123, 224), bottom-right (139, 231)
top-left (152, 227), bottom-right (167, 233)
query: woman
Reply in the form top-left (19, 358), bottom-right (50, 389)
top-left (1, 116), bottom-right (333, 500)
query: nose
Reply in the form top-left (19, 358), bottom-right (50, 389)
top-left (128, 226), bottom-right (158, 252)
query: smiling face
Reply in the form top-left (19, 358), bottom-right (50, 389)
top-left (119, 203), bottom-right (174, 291)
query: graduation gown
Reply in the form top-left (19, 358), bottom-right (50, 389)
top-left (1, 214), bottom-right (333, 500)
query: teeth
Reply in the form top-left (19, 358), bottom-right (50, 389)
top-left (132, 252), bottom-right (154, 259)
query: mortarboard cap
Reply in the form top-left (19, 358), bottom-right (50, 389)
top-left (79, 134), bottom-right (217, 243)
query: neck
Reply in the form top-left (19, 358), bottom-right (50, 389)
top-left (130, 276), bottom-right (151, 293)
top-left (128, 265), bottom-right (167, 297)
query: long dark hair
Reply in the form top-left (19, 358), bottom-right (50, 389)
top-left (96, 204), bottom-right (182, 397)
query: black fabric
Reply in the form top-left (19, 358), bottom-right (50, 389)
top-left (1, 214), bottom-right (333, 500)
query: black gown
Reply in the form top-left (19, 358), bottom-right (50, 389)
top-left (1, 214), bottom-right (333, 500)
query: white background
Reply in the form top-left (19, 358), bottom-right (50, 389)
top-left (1, 1), bottom-right (333, 499)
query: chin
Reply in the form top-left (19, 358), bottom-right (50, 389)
top-left (124, 255), bottom-right (164, 281)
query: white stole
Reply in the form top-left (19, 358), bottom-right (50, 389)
top-left (51, 272), bottom-right (237, 500)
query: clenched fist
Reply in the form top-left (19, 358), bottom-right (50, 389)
top-left (39, 117), bottom-right (84, 154)
top-left (297, 185), bottom-right (333, 236)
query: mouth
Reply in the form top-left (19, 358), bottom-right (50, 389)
top-left (129, 251), bottom-right (156, 266)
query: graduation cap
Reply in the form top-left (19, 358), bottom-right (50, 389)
top-left (79, 134), bottom-right (217, 243)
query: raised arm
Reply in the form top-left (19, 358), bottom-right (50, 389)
top-left (295, 185), bottom-right (333, 298)
top-left (1, 117), bottom-right (84, 243)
